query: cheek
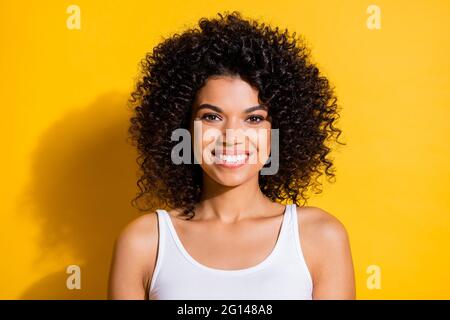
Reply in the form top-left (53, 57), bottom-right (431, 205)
top-left (257, 127), bottom-right (272, 159)
top-left (266, 129), bottom-right (271, 152)
top-left (191, 121), bottom-right (218, 157)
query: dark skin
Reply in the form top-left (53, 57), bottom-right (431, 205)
top-left (108, 76), bottom-right (356, 299)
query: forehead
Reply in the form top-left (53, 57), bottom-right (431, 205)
top-left (195, 76), bottom-right (260, 109)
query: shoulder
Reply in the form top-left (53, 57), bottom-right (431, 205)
top-left (295, 205), bottom-right (350, 243)
top-left (112, 212), bottom-right (159, 289)
top-left (294, 205), bottom-right (352, 284)
top-left (115, 212), bottom-right (159, 249)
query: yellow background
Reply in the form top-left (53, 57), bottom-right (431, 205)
top-left (1, 0), bottom-right (449, 299)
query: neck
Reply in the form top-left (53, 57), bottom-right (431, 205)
top-left (195, 174), bottom-right (273, 223)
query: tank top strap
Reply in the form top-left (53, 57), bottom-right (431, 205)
top-left (289, 202), bottom-right (299, 243)
top-left (150, 209), bottom-right (168, 293)
top-left (279, 203), bottom-right (295, 245)
top-left (288, 202), bottom-right (314, 292)
top-left (288, 202), bottom-right (296, 228)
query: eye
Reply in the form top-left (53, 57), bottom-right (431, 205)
top-left (200, 113), bottom-right (221, 122)
top-left (246, 115), bottom-right (265, 124)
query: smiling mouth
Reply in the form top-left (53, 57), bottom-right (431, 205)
top-left (211, 149), bottom-right (252, 165)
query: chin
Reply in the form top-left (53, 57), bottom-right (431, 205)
top-left (202, 165), bottom-right (260, 187)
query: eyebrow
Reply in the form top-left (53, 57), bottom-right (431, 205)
top-left (194, 103), bottom-right (268, 114)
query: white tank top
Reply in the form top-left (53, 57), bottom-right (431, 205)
top-left (149, 203), bottom-right (313, 299)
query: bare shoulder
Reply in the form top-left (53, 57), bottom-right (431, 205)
top-left (114, 212), bottom-right (159, 252)
top-left (109, 212), bottom-right (159, 298)
top-left (294, 205), bottom-right (353, 287)
top-left (295, 205), bottom-right (350, 243)
top-left (116, 212), bottom-right (158, 244)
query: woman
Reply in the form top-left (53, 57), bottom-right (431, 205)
top-left (108, 11), bottom-right (355, 300)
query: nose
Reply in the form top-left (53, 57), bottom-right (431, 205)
top-left (219, 117), bottom-right (247, 148)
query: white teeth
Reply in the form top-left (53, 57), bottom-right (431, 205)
top-left (215, 153), bottom-right (248, 163)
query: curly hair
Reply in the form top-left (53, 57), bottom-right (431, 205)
top-left (127, 11), bottom-right (345, 219)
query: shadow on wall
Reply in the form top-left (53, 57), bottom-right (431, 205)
top-left (17, 91), bottom-right (152, 299)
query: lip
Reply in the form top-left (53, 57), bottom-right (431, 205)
top-left (211, 150), bottom-right (252, 168)
top-left (211, 149), bottom-right (250, 156)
